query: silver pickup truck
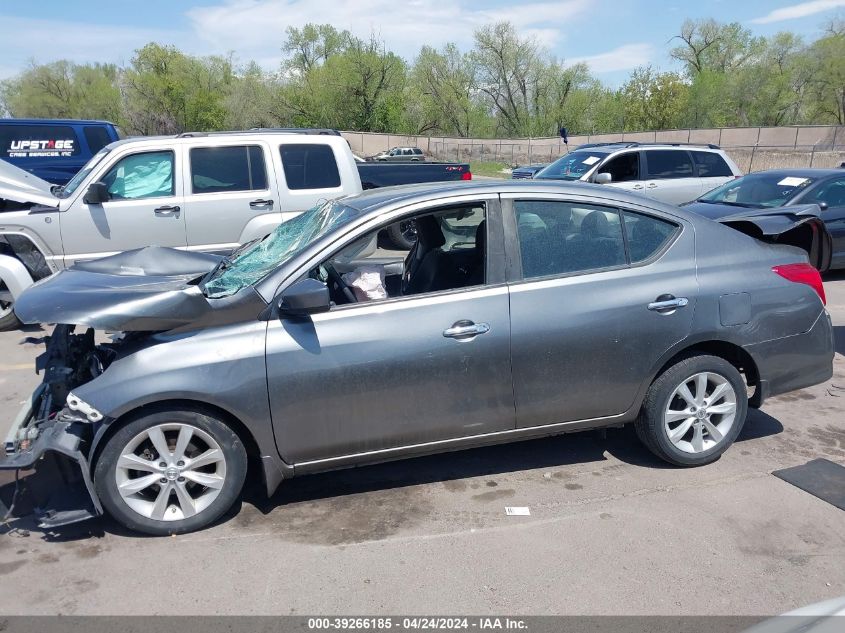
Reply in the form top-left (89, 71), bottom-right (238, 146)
top-left (0, 132), bottom-right (364, 329)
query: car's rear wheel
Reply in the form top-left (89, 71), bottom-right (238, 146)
top-left (635, 355), bottom-right (748, 466)
top-left (0, 278), bottom-right (21, 331)
top-left (94, 408), bottom-right (247, 535)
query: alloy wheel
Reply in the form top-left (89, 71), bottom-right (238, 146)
top-left (663, 371), bottom-right (737, 454)
top-left (115, 422), bottom-right (227, 521)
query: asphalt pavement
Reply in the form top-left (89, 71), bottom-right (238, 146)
top-left (0, 274), bottom-right (843, 615)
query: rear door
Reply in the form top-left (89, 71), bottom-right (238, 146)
top-left (504, 195), bottom-right (698, 428)
top-left (642, 149), bottom-right (702, 205)
top-left (691, 150), bottom-right (735, 197)
top-left (182, 142), bottom-right (279, 254)
top-left (60, 147), bottom-right (187, 265)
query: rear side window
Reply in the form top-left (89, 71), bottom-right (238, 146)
top-left (622, 211), bottom-right (678, 263)
top-left (645, 150), bottom-right (694, 179)
top-left (190, 145), bottom-right (267, 194)
top-left (514, 200), bottom-right (626, 279)
top-left (691, 151), bottom-right (732, 177)
top-left (0, 124), bottom-right (81, 158)
top-left (280, 144), bottom-right (341, 190)
top-left (83, 126), bottom-right (112, 153)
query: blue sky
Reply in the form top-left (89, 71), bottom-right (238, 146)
top-left (0, 0), bottom-right (843, 84)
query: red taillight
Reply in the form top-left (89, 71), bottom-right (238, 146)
top-left (461, 171), bottom-right (472, 180)
top-left (772, 263), bottom-right (826, 305)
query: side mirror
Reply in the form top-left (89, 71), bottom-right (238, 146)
top-left (83, 182), bottom-right (110, 205)
top-left (277, 278), bottom-right (331, 316)
top-left (818, 201), bottom-right (829, 211)
top-left (594, 172), bottom-right (612, 185)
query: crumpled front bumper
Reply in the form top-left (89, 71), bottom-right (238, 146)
top-left (1, 388), bottom-right (102, 529)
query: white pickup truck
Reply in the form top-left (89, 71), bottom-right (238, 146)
top-left (0, 132), bottom-right (366, 329)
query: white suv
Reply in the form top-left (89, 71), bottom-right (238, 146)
top-left (534, 143), bottom-right (742, 205)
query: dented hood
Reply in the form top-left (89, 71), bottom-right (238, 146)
top-left (13, 246), bottom-right (227, 331)
top-left (688, 202), bottom-right (833, 272)
top-left (0, 159), bottom-right (57, 207)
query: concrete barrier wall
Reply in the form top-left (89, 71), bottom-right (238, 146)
top-left (342, 125), bottom-right (845, 172)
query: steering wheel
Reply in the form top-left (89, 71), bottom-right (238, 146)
top-left (324, 263), bottom-right (357, 304)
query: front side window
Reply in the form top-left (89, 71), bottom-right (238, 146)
top-left (314, 204), bottom-right (487, 306)
top-left (280, 144), bottom-right (341, 190)
top-left (802, 177), bottom-right (845, 209)
top-left (0, 124), bottom-right (81, 158)
top-left (101, 151), bottom-right (174, 200)
top-left (645, 150), bottom-right (694, 180)
top-left (190, 145), bottom-right (267, 194)
top-left (515, 200), bottom-right (626, 279)
top-left (691, 151), bottom-right (732, 177)
top-left (61, 148), bottom-right (111, 197)
top-left (598, 152), bottom-right (640, 182)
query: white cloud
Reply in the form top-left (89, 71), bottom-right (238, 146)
top-left (750, 0), bottom-right (845, 24)
top-left (0, 15), bottom-right (184, 79)
top-left (567, 43), bottom-right (654, 73)
top-left (185, 0), bottom-right (591, 65)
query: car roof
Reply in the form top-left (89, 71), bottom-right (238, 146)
top-left (0, 118), bottom-right (117, 126)
top-left (102, 131), bottom-right (347, 151)
top-left (740, 168), bottom-right (844, 178)
top-left (341, 179), bottom-right (684, 216)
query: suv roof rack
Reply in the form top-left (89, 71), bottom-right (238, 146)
top-left (577, 141), bottom-right (721, 150)
top-left (176, 128), bottom-right (343, 138)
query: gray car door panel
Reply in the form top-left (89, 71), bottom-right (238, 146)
top-left (504, 197), bottom-right (698, 428)
top-left (266, 287), bottom-right (514, 463)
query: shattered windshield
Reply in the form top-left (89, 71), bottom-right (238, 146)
top-left (202, 199), bottom-right (359, 298)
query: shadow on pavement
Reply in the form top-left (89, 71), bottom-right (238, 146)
top-left (1, 408), bottom-right (787, 541)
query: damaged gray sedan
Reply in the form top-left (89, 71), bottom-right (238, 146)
top-left (1, 180), bottom-right (836, 535)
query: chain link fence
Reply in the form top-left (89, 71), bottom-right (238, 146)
top-left (342, 126), bottom-right (845, 173)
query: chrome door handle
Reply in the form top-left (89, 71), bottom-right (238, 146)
top-left (647, 182), bottom-right (658, 189)
top-left (632, 184), bottom-right (644, 190)
top-left (443, 321), bottom-right (490, 339)
top-left (249, 199), bottom-right (274, 208)
top-left (154, 205), bottom-right (180, 216)
top-left (648, 297), bottom-right (689, 312)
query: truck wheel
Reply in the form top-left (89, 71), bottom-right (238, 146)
top-left (94, 408), bottom-right (248, 535)
top-left (386, 221), bottom-right (417, 250)
top-left (634, 354), bottom-right (748, 466)
top-left (0, 279), bottom-right (21, 331)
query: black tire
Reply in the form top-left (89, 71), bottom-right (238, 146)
top-left (0, 278), bottom-right (21, 331)
top-left (634, 354), bottom-right (748, 466)
top-left (385, 221), bottom-right (417, 250)
top-left (94, 407), bottom-right (248, 535)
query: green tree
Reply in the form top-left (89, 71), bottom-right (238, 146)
top-left (620, 66), bottom-right (689, 131)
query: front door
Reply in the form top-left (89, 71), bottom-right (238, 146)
top-left (800, 176), bottom-right (845, 269)
top-left (505, 196), bottom-right (698, 428)
top-left (60, 149), bottom-right (186, 265)
top-left (265, 199), bottom-right (515, 464)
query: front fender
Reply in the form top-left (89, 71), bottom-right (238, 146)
top-left (0, 252), bottom-right (35, 299)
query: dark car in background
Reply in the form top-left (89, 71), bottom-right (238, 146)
top-left (0, 119), bottom-right (123, 185)
top-left (684, 169), bottom-right (845, 270)
top-left (511, 164), bottom-right (547, 179)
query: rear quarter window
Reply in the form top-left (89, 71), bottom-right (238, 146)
top-left (691, 151), bottom-right (732, 177)
top-left (280, 144), bottom-right (341, 190)
top-left (0, 124), bottom-right (81, 158)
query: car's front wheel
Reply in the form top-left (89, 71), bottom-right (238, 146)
top-left (0, 278), bottom-right (21, 331)
top-left (635, 354), bottom-right (748, 466)
top-left (94, 408), bottom-right (248, 535)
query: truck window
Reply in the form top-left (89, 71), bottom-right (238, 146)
top-left (190, 145), bottom-right (267, 194)
top-left (279, 144), bottom-right (341, 190)
top-left (83, 126), bottom-right (113, 154)
top-left (0, 124), bottom-right (81, 158)
top-left (101, 151), bottom-right (174, 200)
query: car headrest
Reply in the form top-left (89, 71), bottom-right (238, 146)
top-left (580, 211), bottom-right (610, 238)
top-left (415, 215), bottom-right (446, 249)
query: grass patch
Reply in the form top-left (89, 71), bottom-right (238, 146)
top-left (470, 161), bottom-right (511, 178)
